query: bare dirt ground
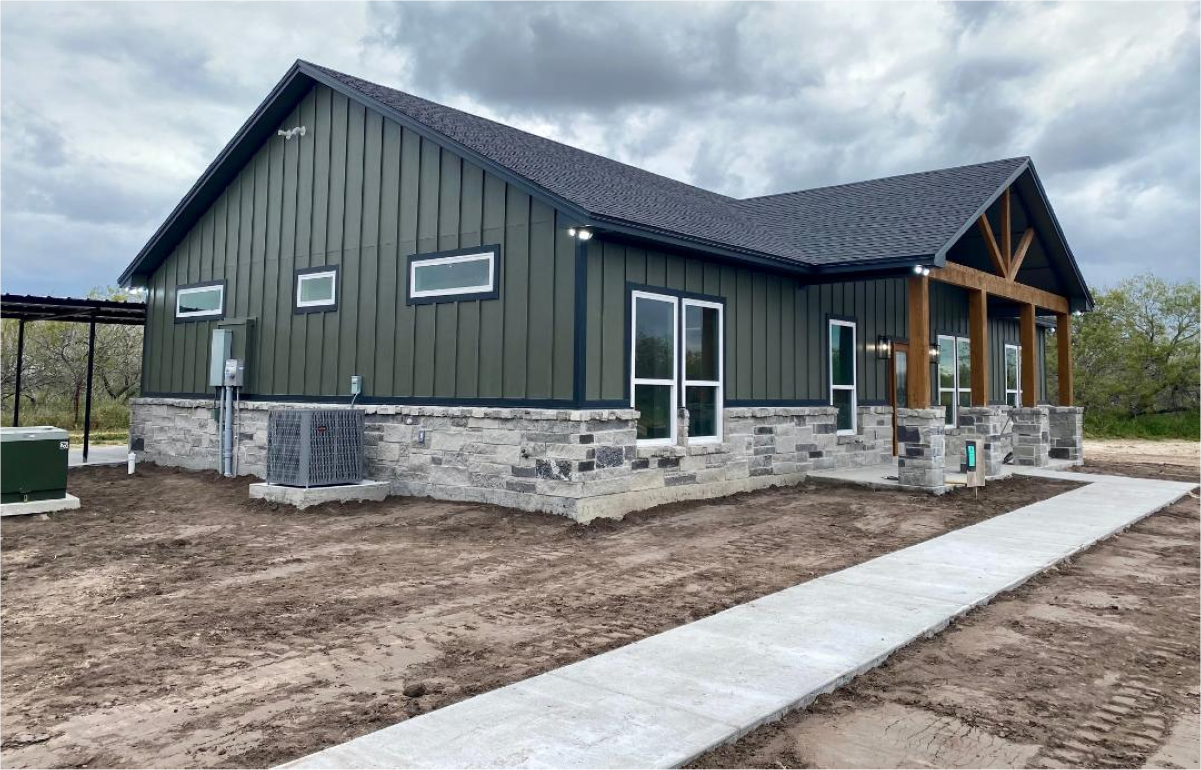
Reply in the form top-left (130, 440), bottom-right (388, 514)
top-left (692, 451), bottom-right (1201, 770)
top-left (0, 467), bottom-right (1077, 768)
top-left (1081, 439), bottom-right (1200, 483)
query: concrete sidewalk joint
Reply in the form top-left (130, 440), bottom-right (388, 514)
top-left (283, 470), bottom-right (1198, 770)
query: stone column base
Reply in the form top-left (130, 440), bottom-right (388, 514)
top-left (896, 408), bottom-right (947, 493)
top-left (958, 405), bottom-right (1013, 479)
top-left (1048, 406), bottom-right (1085, 464)
top-left (1012, 406), bottom-right (1051, 467)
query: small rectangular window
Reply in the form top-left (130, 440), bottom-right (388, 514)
top-left (175, 282), bottom-right (224, 320)
top-left (408, 246), bottom-right (499, 304)
top-left (295, 267), bottom-right (337, 311)
top-left (829, 319), bottom-right (857, 434)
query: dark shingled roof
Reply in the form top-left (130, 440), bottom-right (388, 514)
top-left (311, 63), bottom-right (1029, 269)
top-left (121, 59), bottom-right (1087, 308)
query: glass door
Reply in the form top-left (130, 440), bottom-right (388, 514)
top-left (890, 343), bottom-right (909, 455)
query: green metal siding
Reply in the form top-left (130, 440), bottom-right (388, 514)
top-left (142, 84), bottom-right (576, 401)
top-left (582, 239), bottom-right (908, 405)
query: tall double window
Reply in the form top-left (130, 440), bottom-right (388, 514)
top-left (829, 319), bottom-right (857, 434)
top-left (630, 291), bottom-right (723, 445)
top-left (1005, 344), bottom-right (1022, 407)
top-left (937, 334), bottom-right (971, 426)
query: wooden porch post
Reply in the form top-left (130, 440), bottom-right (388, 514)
top-left (907, 274), bottom-right (931, 408)
top-left (968, 288), bottom-right (988, 405)
top-left (1020, 303), bottom-right (1037, 406)
top-left (1056, 312), bottom-right (1074, 406)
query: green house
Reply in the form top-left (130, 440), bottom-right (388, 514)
top-left (123, 61), bottom-right (1093, 519)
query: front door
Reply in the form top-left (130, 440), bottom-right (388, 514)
top-left (889, 343), bottom-right (909, 455)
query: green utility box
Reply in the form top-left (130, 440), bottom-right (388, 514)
top-left (1, 427), bottom-right (70, 503)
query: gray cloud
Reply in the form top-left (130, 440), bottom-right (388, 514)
top-left (1, 1), bottom-right (1197, 298)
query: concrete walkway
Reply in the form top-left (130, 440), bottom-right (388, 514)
top-left (284, 470), bottom-right (1197, 770)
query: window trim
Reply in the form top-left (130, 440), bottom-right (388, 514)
top-left (406, 245), bottom-right (501, 305)
top-left (829, 318), bottom-right (857, 435)
top-left (294, 266), bottom-right (339, 313)
top-left (681, 297), bottom-right (724, 444)
top-left (174, 280), bottom-right (225, 322)
top-left (1004, 343), bottom-right (1022, 408)
top-left (630, 290), bottom-right (679, 447)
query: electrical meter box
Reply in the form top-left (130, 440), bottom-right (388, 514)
top-left (216, 317), bottom-right (256, 391)
top-left (223, 359), bottom-right (245, 387)
top-left (1, 426), bottom-right (70, 503)
top-left (209, 329), bottom-right (233, 387)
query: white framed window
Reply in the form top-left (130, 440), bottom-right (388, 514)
top-left (829, 318), bottom-right (857, 435)
top-left (937, 334), bottom-right (972, 426)
top-left (631, 291), bottom-right (678, 446)
top-left (408, 246), bottom-right (498, 303)
top-left (296, 268), bottom-right (337, 310)
top-left (682, 298), bottom-right (723, 443)
top-left (1005, 343), bottom-right (1021, 407)
top-left (175, 282), bottom-right (224, 320)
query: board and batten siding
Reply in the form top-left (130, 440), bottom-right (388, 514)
top-left (582, 239), bottom-right (908, 405)
top-left (142, 84), bottom-right (576, 402)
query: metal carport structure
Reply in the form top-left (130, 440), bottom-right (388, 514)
top-left (2, 294), bottom-right (146, 462)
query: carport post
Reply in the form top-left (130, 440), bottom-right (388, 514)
top-left (83, 314), bottom-right (96, 463)
top-left (12, 318), bottom-right (25, 427)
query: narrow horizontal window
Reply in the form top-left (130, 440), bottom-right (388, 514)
top-left (407, 246), bottom-right (500, 304)
top-left (175, 282), bottom-right (224, 320)
top-left (296, 267), bottom-right (337, 311)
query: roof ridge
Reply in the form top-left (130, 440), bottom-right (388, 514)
top-left (302, 61), bottom-right (735, 204)
top-left (740, 157), bottom-right (1031, 203)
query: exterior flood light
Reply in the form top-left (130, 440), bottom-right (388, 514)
top-left (913, 265), bottom-right (923, 274)
top-left (577, 229), bottom-right (593, 241)
top-left (567, 227), bottom-right (577, 237)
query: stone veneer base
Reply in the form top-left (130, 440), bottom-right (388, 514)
top-left (131, 398), bottom-right (893, 521)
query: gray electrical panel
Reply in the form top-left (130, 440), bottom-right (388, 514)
top-left (209, 329), bottom-right (233, 387)
top-left (266, 409), bottom-right (364, 487)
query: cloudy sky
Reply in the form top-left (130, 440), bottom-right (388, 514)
top-left (2, 1), bottom-right (1198, 297)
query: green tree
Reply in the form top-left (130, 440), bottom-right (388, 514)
top-left (1068, 274), bottom-right (1199, 416)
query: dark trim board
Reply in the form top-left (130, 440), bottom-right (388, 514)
top-left (572, 239), bottom-right (589, 407)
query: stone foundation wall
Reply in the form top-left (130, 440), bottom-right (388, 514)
top-left (130, 399), bottom-right (894, 521)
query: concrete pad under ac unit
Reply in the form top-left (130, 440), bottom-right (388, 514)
top-left (0, 494), bottom-right (81, 517)
top-left (249, 481), bottom-right (389, 509)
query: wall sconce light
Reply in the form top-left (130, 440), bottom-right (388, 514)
top-left (876, 335), bottom-right (893, 360)
top-left (929, 344), bottom-right (940, 361)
